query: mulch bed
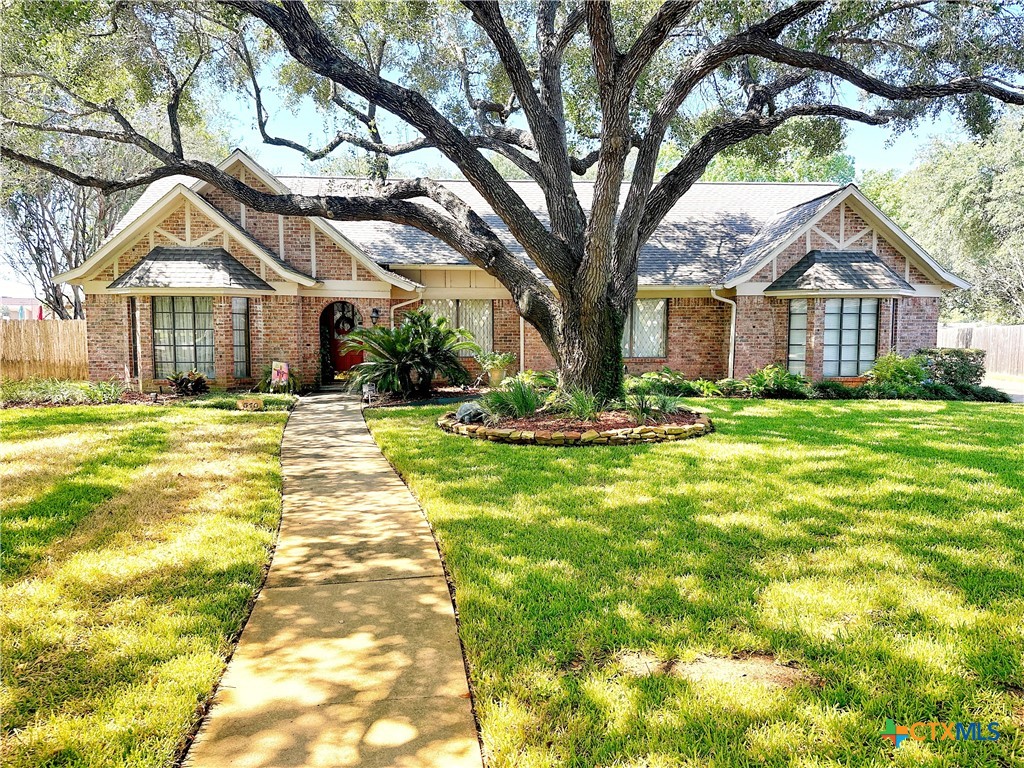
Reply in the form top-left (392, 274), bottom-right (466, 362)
top-left (499, 409), bottom-right (701, 432)
top-left (365, 386), bottom-right (483, 408)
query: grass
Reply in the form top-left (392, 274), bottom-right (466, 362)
top-left (1, 404), bottom-right (288, 768)
top-left (366, 399), bottom-right (1024, 768)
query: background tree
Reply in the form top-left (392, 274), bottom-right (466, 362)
top-left (2, 0), bottom-right (1022, 396)
top-left (861, 111), bottom-right (1024, 323)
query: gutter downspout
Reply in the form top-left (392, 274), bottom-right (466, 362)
top-left (390, 290), bottom-right (424, 327)
top-left (519, 315), bottom-right (525, 373)
top-left (710, 288), bottom-right (737, 380)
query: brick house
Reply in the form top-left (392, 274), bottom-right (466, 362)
top-left (58, 150), bottom-right (967, 390)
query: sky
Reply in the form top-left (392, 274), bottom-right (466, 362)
top-left (0, 93), bottom-right (963, 298)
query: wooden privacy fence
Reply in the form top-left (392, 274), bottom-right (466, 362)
top-left (0, 320), bottom-right (88, 380)
top-left (938, 324), bottom-right (1024, 376)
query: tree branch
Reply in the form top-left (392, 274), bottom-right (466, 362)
top-left (639, 104), bottom-right (893, 243)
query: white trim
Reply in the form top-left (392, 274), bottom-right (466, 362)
top-left (55, 184), bottom-right (318, 287)
top-left (415, 287), bottom-right (513, 300)
top-left (299, 279), bottom-right (392, 298)
top-left (763, 288), bottom-right (920, 298)
top-left (811, 225), bottom-right (841, 248)
top-left (185, 201), bottom-right (192, 243)
top-left (278, 215), bottom-right (285, 258)
top-left (710, 289), bottom-right (737, 379)
top-left (106, 286), bottom-right (275, 296)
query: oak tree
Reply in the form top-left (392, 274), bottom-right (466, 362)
top-left (2, 0), bottom-right (1022, 396)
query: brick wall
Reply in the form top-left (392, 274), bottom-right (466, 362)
top-left (85, 294), bottom-right (131, 381)
top-left (734, 295), bottom-right (790, 378)
top-left (895, 296), bottom-right (939, 355)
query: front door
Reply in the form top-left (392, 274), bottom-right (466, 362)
top-left (329, 302), bottom-right (363, 373)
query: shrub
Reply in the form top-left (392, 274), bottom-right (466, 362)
top-left (512, 370), bottom-right (558, 390)
top-left (921, 382), bottom-right (964, 401)
top-left (343, 309), bottom-right (478, 397)
top-left (166, 370), bottom-right (210, 396)
top-left (918, 347), bottom-right (986, 388)
top-left (624, 390), bottom-right (680, 425)
top-left (811, 380), bottom-right (863, 400)
top-left (715, 378), bottom-right (749, 397)
top-left (0, 378), bottom-right (127, 406)
top-left (957, 383), bottom-right (1013, 403)
top-left (474, 351), bottom-right (517, 371)
top-left (744, 364), bottom-right (810, 399)
top-left (481, 377), bottom-right (545, 418)
top-left (554, 387), bottom-right (602, 422)
top-left (624, 375), bottom-right (655, 395)
top-left (868, 352), bottom-right (928, 386)
top-left (624, 390), bottom-right (658, 424)
top-left (690, 378), bottom-right (722, 397)
top-left (860, 381), bottom-right (928, 400)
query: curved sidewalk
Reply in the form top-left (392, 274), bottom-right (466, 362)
top-left (185, 392), bottom-right (481, 768)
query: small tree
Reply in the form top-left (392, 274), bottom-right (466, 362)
top-left (343, 309), bottom-right (479, 398)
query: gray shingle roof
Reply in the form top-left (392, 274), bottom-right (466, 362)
top-left (108, 247), bottom-right (274, 292)
top-left (108, 174), bottom-right (842, 287)
top-left (279, 177), bottom-right (840, 286)
top-left (765, 250), bottom-right (914, 293)
top-left (725, 188), bottom-right (847, 283)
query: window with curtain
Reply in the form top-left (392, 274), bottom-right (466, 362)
top-left (823, 298), bottom-right (878, 377)
top-left (153, 296), bottom-right (215, 379)
top-left (787, 299), bottom-right (808, 375)
top-left (232, 297), bottom-right (250, 378)
top-left (421, 298), bottom-right (493, 355)
top-left (621, 298), bottom-right (667, 358)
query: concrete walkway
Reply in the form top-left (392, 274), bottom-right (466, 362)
top-left (185, 392), bottom-right (481, 768)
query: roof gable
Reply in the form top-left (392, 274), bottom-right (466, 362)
top-left (723, 185), bottom-right (969, 290)
top-left (57, 184), bottom-right (316, 287)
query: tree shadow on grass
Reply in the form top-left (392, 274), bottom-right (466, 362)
top-left (368, 401), bottom-right (1024, 766)
top-left (2, 425), bottom-right (169, 582)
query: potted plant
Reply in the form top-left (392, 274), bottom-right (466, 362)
top-left (475, 351), bottom-right (517, 387)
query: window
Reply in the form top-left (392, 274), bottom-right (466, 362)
top-left (823, 298), bottom-right (878, 377)
top-left (422, 299), bottom-right (493, 355)
top-left (153, 296), bottom-right (214, 379)
top-left (787, 299), bottom-right (808, 375)
top-left (232, 297), bottom-right (250, 378)
top-left (622, 298), bottom-right (667, 358)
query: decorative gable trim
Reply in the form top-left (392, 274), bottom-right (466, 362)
top-left (55, 184), bottom-right (318, 287)
top-left (197, 150), bottom-right (421, 292)
top-left (723, 185), bottom-right (970, 290)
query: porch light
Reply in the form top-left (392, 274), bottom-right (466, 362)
top-left (370, 307), bottom-right (382, 326)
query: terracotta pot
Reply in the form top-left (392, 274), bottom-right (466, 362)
top-left (488, 367), bottom-right (506, 386)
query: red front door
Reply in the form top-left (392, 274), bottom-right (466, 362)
top-left (329, 302), bottom-right (363, 372)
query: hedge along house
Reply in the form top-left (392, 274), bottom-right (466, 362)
top-left (59, 150), bottom-right (967, 390)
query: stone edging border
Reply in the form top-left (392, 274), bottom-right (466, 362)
top-left (437, 412), bottom-right (714, 446)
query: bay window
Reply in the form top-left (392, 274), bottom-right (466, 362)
top-left (153, 296), bottom-right (214, 379)
top-left (787, 299), bottom-right (808, 375)
top-left (232, 297), bottom-right (251, 378)
top-left (823, 298), bottom-right (878, 377)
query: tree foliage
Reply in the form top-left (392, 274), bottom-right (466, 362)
top-left (1, 1), bottom-right (1022, 395)
top-left (860, 112), bottom-right (1024, 323)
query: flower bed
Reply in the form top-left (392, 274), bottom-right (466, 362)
top-left (437, 410), bottom-right (713, 446)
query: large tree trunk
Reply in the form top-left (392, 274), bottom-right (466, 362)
top-left (551, 284), bottom-right (629, 401)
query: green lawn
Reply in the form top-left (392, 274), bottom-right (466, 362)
top-left (366, 400), bottom-right (1024, 768)
top-left (1, 405), bottom-right (287, 768)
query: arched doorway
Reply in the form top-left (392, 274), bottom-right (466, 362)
top-left (319, 301), bottom-right (363, 381)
